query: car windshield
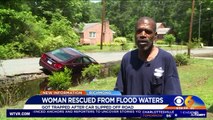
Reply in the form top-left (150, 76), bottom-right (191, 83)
top-left (51, 49), bottom-right (73, 61)
top-left (88, 57), bottom-right (97, 63)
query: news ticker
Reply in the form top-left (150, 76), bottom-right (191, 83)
top-left (7, 90), bottom-right (207, 118)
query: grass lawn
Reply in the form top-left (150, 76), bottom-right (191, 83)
top-left (179, 59), bottom-right (213, 108)
top-left (0, 58), bottom-right (212, 120)
top-left (76, 44), bottom-right (134, 52)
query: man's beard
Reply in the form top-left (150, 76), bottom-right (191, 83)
top-left (136, 38), bottom-right (154, 51)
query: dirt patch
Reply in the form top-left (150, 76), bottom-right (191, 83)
top-left (207, 112), bottom-right (213, 119)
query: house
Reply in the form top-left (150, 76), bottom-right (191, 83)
top-left (79, 20), bottom-right (114, 45)
top-left (156, 22), bottom-right (172, 40)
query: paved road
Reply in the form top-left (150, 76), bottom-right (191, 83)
top-left (0, 47), bottom-right (213, 77)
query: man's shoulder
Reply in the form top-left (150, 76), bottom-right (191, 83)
top-left (123, 49), bottom-right (137, 59)
top-left (159, 48), bottom-right (173, 58)
top-left (157, 48), bottom-right (176, 64)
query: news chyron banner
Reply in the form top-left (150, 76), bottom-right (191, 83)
top-left (7, 90), bottom-right (206, 118)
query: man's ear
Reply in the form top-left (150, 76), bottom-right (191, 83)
top-left (154, 32), bottom-right (158, 40)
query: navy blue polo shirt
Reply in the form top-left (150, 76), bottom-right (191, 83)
top-left (114, 48), bottom-right (182, 95)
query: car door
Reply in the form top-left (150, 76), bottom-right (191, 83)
top-left (82, 56), bottom-right (92, 69)
top-left (69, 57), bottom-right (84, 74)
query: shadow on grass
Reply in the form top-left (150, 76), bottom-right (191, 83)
top-left (208, 105), bottom-right (213, 113)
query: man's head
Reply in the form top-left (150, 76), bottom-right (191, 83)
top-left (135, 17), bottom-right (157, 51)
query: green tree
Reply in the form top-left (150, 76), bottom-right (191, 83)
top-left (110, 24), bottom-right (121, 38)
top-left (106, 0), bottom-right (138, 41)
top-left (28, 0), bottom-right (90, 25)
top-left (198, 0), bottom-right (213, 45)
top-left (88, 2), bottom-right (102, 22)
top-left (1, 0), bottom-right (213, 59)
top-left (48, 10), bottom-right (79, 48)
top-left (0, 0), bottom-right (30, 11)
top-left (164, 34), bottom-right (176, 47)
top-left (0, 9), bottom-right (49, 56)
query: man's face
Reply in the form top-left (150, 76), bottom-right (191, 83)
top-left (135, 19), bottom-right (156, 51)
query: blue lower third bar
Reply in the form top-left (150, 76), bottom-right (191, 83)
top-left (7, 109), bottom-right (206, 118)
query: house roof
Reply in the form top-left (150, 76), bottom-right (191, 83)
top-left (156, 22), bottom-right (171, 35)
top-left (157, 23), bottom-right (166, 28)
top-left (156, 23), bottom-right (162, 28)
top-left (80, 22), bottom-right (115, 33)
top-left (82, 23), bottom-right (100, 32)
top-left (157, 28), bottom-right (171, 34)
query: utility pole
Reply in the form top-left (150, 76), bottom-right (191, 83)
top-left (100, 0), bottom-right (106, 50)
top-left (207, 8), bottom-right (212, 46)
top-left (198, 0), bottom-right (202, 39)
top-left (188, 0), bottom-right (195, 58)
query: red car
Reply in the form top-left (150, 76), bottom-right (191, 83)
top-left (39, 47), bottom-right (98, 73)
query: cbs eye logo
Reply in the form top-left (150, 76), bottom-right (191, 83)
top-left (174, 96), bottom-right (184, 106)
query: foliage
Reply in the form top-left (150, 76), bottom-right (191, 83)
top-left (122, 43), bottom-right (129, 50)
top-left (0, 7), bottom-right (80, 58)
top-left (109, 64), bottom-right (120, 77)
top-left (0, 9), bottom-right (48, 57)
top-left (192, 37), bottom-right (203, 48)
top-left (0, 79), bottom-right (42, 107)
top-left (163, 34), bottom-right (176, 47)
top-left (174, 54), bottom-right (189, 66)
top-left (38, 35), bottom-right (63, 53)
top-left (0, 42), bottom-right (25, 59)
top-left (186, 37), bottom-right (203, 49)
top-left (1, 59), bottom-right (213, 119)
top-left (187, 41), bottom-right (196, 49)
top-left (48, 10), bottom-right (79, 48)
top-left (1, 0), bottom-right (213, 59)
top-left (106, 0), bottom-right (213, 46)
top-left (155, 40), bottom-right (166, 45)
top-left (126, 33), bottom-right (135, 42)
top-left (82, 64), bottom-right (103, 81)
top-left (0, 0), bottom-right (87, 59)
top-left (114, 37), bottom-right (127, 44)
top-left (87, 2), bottom-right (102, 22)
top-left (28, 0), bottom-right (91, 25)
top-left (48, 67), bottom-right (72, 90)
top-left (113, 37), bottom-right (129, 50)
top-left (77, 43), bottom-right (135, 53)
top-left (109, 24), bottom-right (121, 38)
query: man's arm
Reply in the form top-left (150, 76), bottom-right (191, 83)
top-left (114, 59), bottom-right (126, 95)
top-left (163, 56), bottom-right (182, 95)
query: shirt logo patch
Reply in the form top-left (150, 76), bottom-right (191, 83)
top-left (154, 67), bottom-right (164, 78)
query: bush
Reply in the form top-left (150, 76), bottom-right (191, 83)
top-left (121, 43), bottom-right (129, 50)
top-left (109, 64), bottom-right (120, 77)
top-left (0, 42), bottom-right (25, 59)
top-left (114, 37), bottom-right (127, 44)
top-left (97, 42), bottom-right (116, 46)
top-left (187, 38), bottom-right (203, 49)
top-left (82, 64), bottom-right (103, 82)
top-left (174, 54), bottom-right (189, 66)
top-left (155, 40), bottom-right (166, 45)
top-left (113, 37), bottom-right (129, 50)
top-left (163, 34), bottom-right (176, 47)
top-left (48, 67), bottom-right (72, 90)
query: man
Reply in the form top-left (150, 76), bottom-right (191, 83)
top-left (114, 17), bottom-right (182, 95)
